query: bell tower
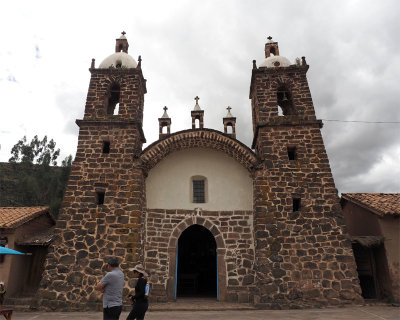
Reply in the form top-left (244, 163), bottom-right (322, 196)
top-left (37, 32), bottom-right (147, 310)
top-left (115, 31), bottom-right (129, 53)
top-left (250, 37), bottom-right (362, 306)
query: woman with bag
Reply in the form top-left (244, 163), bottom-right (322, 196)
top-left (126, 264), bottom-right (149, 320)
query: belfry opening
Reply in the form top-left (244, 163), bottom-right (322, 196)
top-left (177, 225), bottom-right (217, 298)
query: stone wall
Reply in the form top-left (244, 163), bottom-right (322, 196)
top-left (144, 209), bottom-right (256, 303)
top-left (36, 68), bottom-right (147, 311)
top-left (249, 63), bottom-right (363, 308)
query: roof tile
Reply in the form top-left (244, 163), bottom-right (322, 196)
top-left (342, 193), bottom-right (400, 217)
top-left (0, 207), bottom-right (51, 229)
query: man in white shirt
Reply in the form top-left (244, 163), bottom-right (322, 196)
top-left (95, 257), bottom-right (124, 320)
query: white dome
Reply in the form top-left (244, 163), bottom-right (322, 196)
top-left (259, 55), bottom-right (291, 68)
top-left (99, 52), bottom-right (137, 69)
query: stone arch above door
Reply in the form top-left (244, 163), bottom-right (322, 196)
top-left (168, 216), bottom-right (225, 250)
top-left (166, 216), bottom-right (227, 301)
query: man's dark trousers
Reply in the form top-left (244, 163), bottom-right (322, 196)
top-left (103, 305), bottom-right (122, 320)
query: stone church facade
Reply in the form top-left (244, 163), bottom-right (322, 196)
top-left (37, 33), bottom-right (363, 310)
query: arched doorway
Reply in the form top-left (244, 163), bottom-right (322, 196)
top-left (177, 225), bottom-right (217, 298)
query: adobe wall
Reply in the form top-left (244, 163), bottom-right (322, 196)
top-left (342, 201), bottom-right (381, 236)
top-left (379, 217), bottom-right (400, 302)
top-left (9, 214), bottom-right (54, 296)
top-left (0, 231), bottom-right (14, 293)
top-left (0, 214), bottom-right (54, 297)
top-left (343, 201), bottom-right (399, 302)
top-left (144, 209), bottom-right (256, 303)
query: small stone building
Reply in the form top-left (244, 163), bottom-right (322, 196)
top-left (341, 193), bottom-right (400, 302)
top-left (0, 207), bottom-right (55, 299)
top-left (37, 33), bottom-right (363, 310)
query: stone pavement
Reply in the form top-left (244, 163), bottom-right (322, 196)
top-left (10, 306), bottom-right (400, 320)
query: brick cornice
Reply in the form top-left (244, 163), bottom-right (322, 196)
top-left (251, 118), bottom-right (323, 149)
top-left (141, 129), bottom-right (258, 173)
top-left (76, 119), bottom-right (146, 142)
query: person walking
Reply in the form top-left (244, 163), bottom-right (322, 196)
top-left (126, 264), bottom-right (149, 320)
top-left (0, 281), bottom-right (5, 305)
top-left (95, 257), bottom-right (125, 320)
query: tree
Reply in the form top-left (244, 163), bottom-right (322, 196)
top-left (6, 136), bottom-right (72, 217)
top-left (9, 135), bottom-right (60, 166)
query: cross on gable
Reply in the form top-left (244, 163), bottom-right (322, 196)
top-left (267, 36), bottom-right (272, 41)
top-left (121, 31), bottom-right (126, 36)
top-left (163, 106), bottom-right (168, 111)
top-left (194, 96), bottom-right (200, 104)
top-left (227, 106), bottom-right (232, 112)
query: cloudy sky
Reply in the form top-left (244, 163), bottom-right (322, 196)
top-left (0, 0), bottom-right (399, 194)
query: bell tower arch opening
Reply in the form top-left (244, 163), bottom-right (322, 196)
top-left (277, 85), bottom-right (295, 116)
top-left (177, 225), bottom-right (217, 298)
top-left (106, 83), bottom-right (121, 115)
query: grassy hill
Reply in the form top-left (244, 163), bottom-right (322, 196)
top-left (0, 162), bottom-right (71, 217)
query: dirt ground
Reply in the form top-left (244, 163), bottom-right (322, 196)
top-left (9, 305), bottom-right (400, 320)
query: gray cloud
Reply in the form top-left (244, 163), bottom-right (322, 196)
top-left (35, 45), bottom-right (41, 59)
top-left (7, 75), bottom-right (16, 82)
top-left (1, 0), bottom-right (399, 193)
top-left (55, 90), bottom-right (85, 135)
top-left (139, 0), bottom-right (400, 193)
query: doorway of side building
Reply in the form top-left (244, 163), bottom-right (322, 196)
top-left (21, 245), bottom-right (48, 296)
top-left (352, 240), bottom-right (389, 300)
top-left (176, 225), bottom-right (217, 298)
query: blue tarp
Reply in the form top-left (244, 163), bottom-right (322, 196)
top-left (0, 247), bottom-right (27, 255)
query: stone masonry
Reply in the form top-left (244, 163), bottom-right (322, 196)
top-left (36, 46), bottom-right (148, 310)
top-left (249, 40), bottom-right (362, 307)
top-left (144, 209), bottom-right (255, 303)
top-left (36, 35), bottom-right (363, 310)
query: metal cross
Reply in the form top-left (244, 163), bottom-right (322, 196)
top-left (227, 106), bottom-right (232, 112)
top-left (194, 96), bottom-right (200, 104)
top-left (163, 106), bottom-right (168, 111)
top-left (121, 31), bottom-right (126, 36)
top-left (267, 36), bottom-right (272, 41)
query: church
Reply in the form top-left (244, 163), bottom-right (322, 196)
top-left (37, 33), bottom-right (363, 309)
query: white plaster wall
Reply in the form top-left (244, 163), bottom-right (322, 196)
top-left (146, 148), bottom-right (253, 210)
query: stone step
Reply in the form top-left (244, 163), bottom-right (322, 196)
top-left (148, 299), bottom-right (256, 312)
top-left (4, 297), bottom-right (33, 305)
top-left (3, 299), bottom-right (256, 312)
top-left (1, 304), bottom-right (32, 312)
top-left (3, 296), bottom-right (36, 311)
